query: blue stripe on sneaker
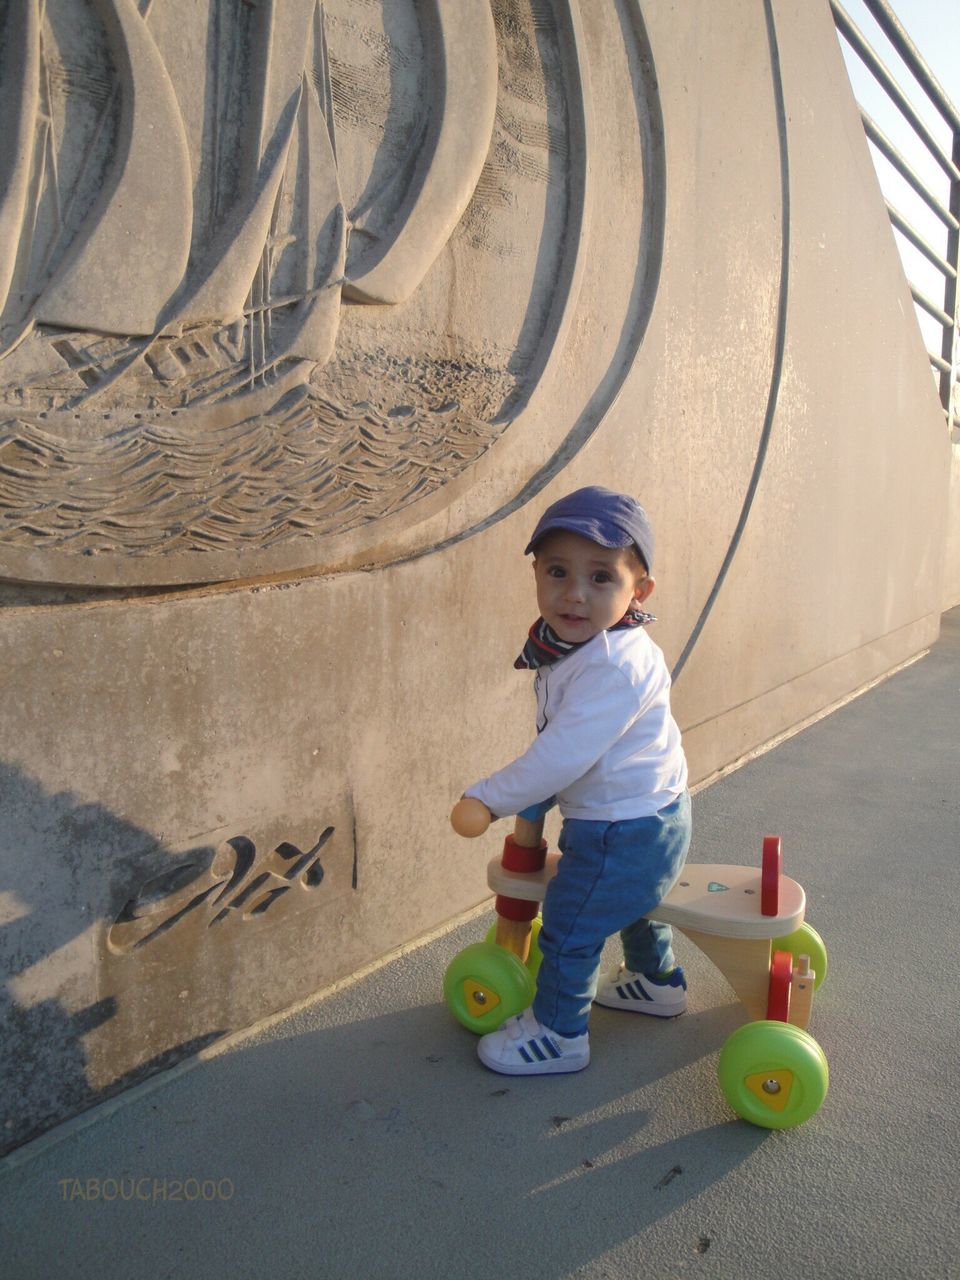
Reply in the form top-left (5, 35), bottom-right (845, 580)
top-left (542, 1037), bottom-right (561, 1060)
top-left (625, 981), bottom-right (650, 1001)
top-left (528, 1040), bottom-right (547, 1061)
top-left (519, 1044), bottom-right (533, 1063)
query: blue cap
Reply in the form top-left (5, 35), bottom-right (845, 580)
top-left (524, 485), bottom-right (655, 571)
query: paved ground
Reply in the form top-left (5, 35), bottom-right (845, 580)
top-left (2, 609), bottom-right (959, 1280)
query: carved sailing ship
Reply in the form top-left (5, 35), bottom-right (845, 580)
top-left (0, 0), bottom-right (352, 406)
top-left (0, 0), bottom-right (499, 407)
top-left (0, 1), bottom-right (589, 584)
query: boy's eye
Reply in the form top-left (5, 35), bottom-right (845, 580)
top-left (593, 572), bottom-right (612, 584)
top-left (547, 565), bottom-right (565, 577)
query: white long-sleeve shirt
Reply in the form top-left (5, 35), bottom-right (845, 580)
top-left (466, 627), bottom-right (687, 821)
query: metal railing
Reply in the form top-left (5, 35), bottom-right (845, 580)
top-left (831, 0), bottom-right (959, 433)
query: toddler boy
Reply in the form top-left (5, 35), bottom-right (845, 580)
top-left (463, 485), bottom-right (691, 1075)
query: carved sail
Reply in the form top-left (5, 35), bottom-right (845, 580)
top-left (344, 0), bottom-right (498, 305)
top-left (166, 84), bottom-right (302, 331)
top-left (0, 0), bottom-right (40, 320)
top-left (33, 0), bottom-right (193, 337)
top-left (267, 18), bottom-right (346, 366)
top-left (172, 0), bottom-right (346, 366)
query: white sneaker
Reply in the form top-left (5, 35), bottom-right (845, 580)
top-left (477, 1007), bottom-right (590, 1076)
top-left (593, 965), bottom-right (687, 1017)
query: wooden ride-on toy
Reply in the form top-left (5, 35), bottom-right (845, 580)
top-left (445, 800), bottom-right (828, 1129)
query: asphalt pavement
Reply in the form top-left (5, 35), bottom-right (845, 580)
top-left (2, 609), bottom-right (958, 1280)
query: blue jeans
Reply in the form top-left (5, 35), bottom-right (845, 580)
top-left (532, 791), bottom-right (692, 1037)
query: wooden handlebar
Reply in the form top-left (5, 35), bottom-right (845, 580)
top-left (450, 797), bottom-right (493, 837)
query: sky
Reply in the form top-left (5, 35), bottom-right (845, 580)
top-left (835, 1), bottom-right (960, 370)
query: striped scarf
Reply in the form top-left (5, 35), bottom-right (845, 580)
top-left (514, 607), bottom-right (656, 670)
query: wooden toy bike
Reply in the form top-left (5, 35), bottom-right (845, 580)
top-left (444, 799), bottom-right (828, 1129)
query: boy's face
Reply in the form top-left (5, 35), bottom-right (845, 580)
top-left (532, 530), bottom-right (654, 643)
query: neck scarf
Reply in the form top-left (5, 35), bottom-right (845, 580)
top-left (515, 607), bottom-right (656, 670)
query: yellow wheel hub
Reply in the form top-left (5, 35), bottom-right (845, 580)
top-left (744, 1068), bottom-right (794, 1112)
top-left (463, 980), bottom-right (501, 1018)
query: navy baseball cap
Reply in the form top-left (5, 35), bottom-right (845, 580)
top-left (524, 485), bottom-right (655, 571)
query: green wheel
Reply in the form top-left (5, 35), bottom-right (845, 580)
top-left (718, 1021), bottom-right (828, 1129)
top-left (443, 942), bottom-right (536, 1035)
top-left (485, 916), bottom-right (544, 979)
top-left (771, 922), bottom-right (828, 989)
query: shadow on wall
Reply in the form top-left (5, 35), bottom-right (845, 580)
top-left (0, 762), bottom-right (225, 1155)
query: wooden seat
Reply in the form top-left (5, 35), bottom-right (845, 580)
top-left (489, 856), bottom-right (805, 940)
top-left (647, 862), bottom-right (805, 939)
top-left (649, 863), bottom-right (807, 1022)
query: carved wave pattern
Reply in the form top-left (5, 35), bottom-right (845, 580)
top-left (0, 389), bottom-right (502, 556)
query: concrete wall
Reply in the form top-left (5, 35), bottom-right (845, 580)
top-left (944, 440), bottom-right (960, 609)
top-left (0, 0), bottom-right (950, 1152)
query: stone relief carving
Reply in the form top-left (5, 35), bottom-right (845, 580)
top-left (107, 826), bottom-right (338, 953)
top-left (0, 1), bottom-right (657, 584)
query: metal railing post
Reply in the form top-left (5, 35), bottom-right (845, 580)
top-left (942, 131), bottom-right (959, 430)
top-left (832, 0), bottom-right (960, 425)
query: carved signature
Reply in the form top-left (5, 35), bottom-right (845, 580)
top-left (107, 828), bottom-right (336, 954)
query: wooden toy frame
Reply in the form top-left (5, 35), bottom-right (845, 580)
top-left (446, 801), bottom-right (829, 1128)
